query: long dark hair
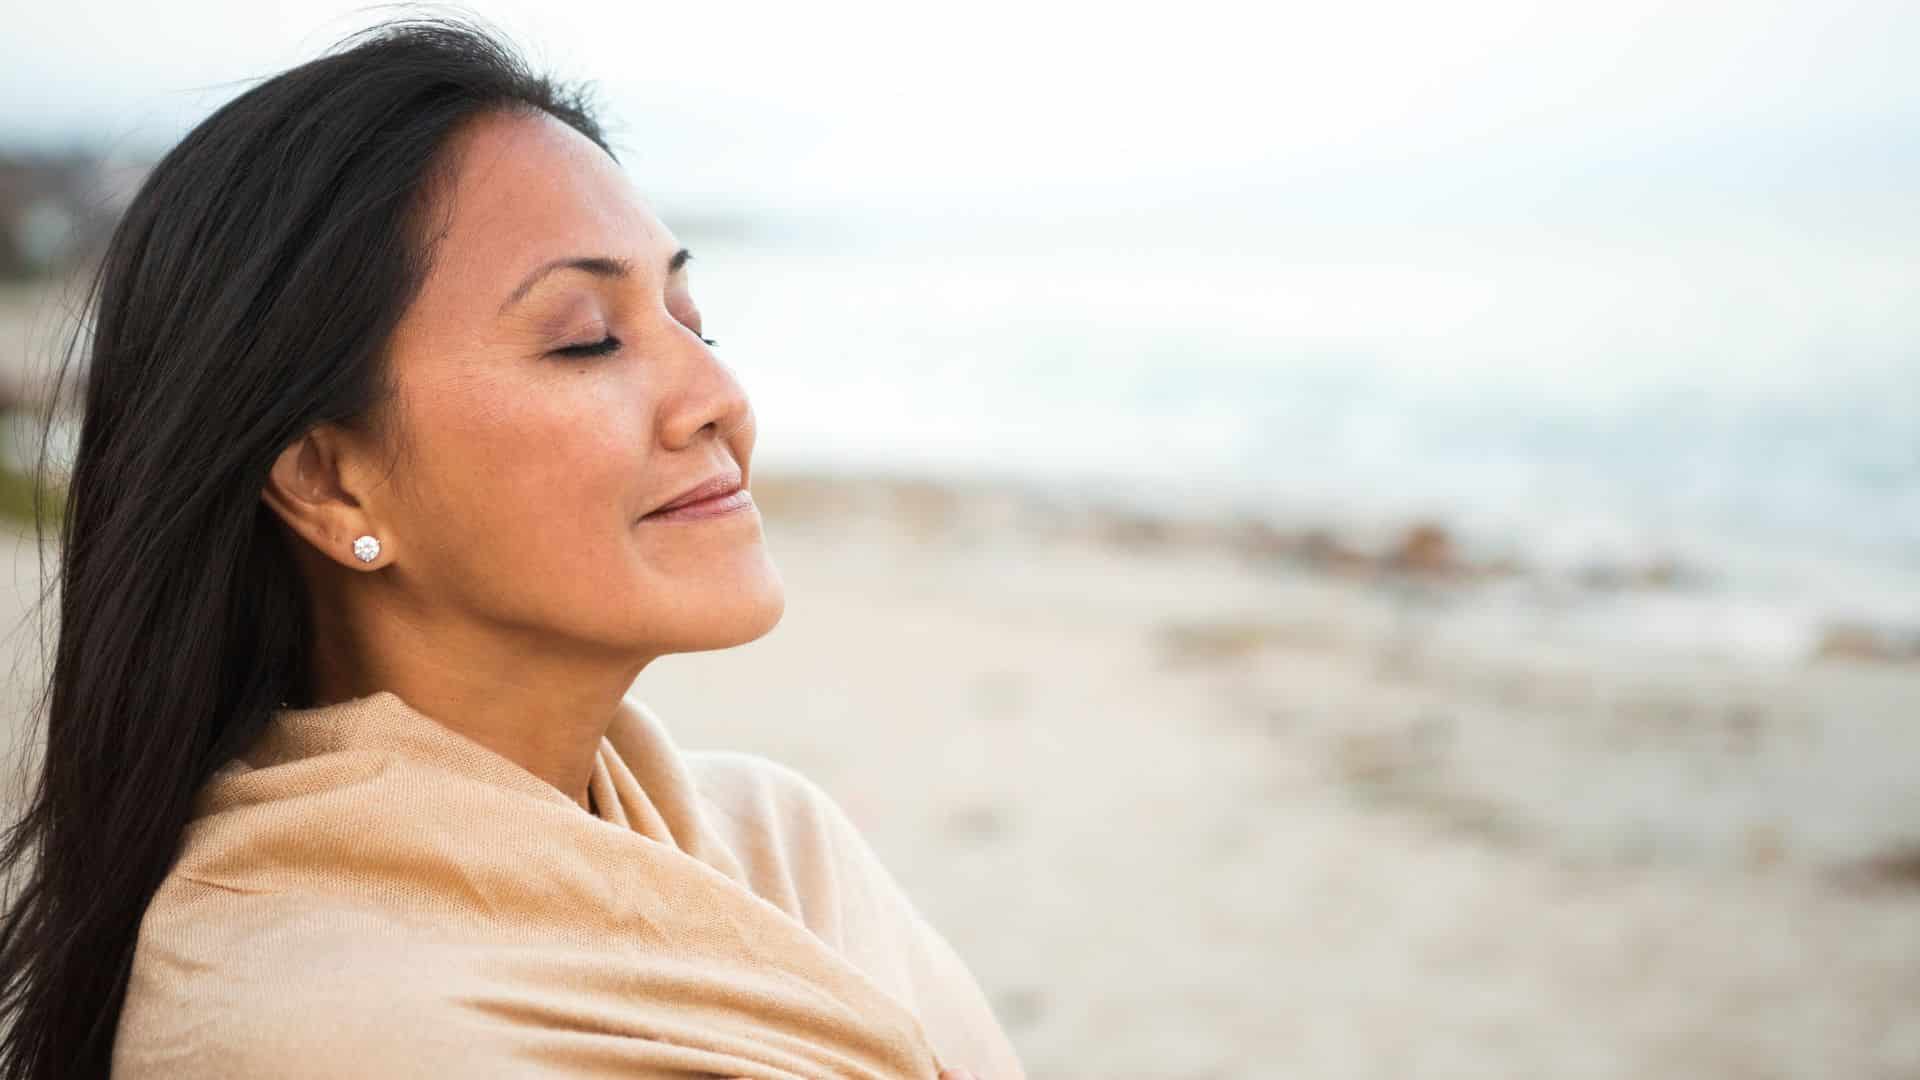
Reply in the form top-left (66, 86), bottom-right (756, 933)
top-left (0, 14), bottom-right (614, 1076)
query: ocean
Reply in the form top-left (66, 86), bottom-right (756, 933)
top-left (684, 206), bottom-right (1919, 663)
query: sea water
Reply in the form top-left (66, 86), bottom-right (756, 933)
top-left (686, 206), bottom-right (1919, 662)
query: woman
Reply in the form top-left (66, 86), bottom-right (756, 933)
top-left (0, 16), bottom-right (1023, 1079)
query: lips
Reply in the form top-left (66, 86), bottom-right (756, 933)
top-left (645, 470), bottom-right (743, 518)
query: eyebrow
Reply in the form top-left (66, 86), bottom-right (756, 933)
top-left (497, 247), bottom-right (692, 315)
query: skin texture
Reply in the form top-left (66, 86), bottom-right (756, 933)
top-left (260, 108), bottom-right (785, 813)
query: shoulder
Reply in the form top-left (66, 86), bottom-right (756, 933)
top-left (681, 753), bottom-right (1028, 1080)
top-left (679, 750), bottom-right (884, 933)
top-left (116, 882), bottom-right (494, 1077)
top-left (683, 749), bottom-right (852, 834)
top-left (681, 749), bottom-right (931, 971)
top-left (681, 749), bottom-right (905, 910)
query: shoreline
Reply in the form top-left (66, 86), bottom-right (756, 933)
top-left (746, 467), bottom-right (1920, 669)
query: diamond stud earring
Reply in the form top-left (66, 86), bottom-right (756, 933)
top-left (352, 534), bottom-right (381, 563)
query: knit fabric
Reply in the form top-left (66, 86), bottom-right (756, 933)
top-left (110, 688), bottom-right (1024, 1078)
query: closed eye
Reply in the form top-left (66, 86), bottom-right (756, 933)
top-left (552, 335), bottom-right (621, 358)
top-left (551, 331), bottom-right (717, 359)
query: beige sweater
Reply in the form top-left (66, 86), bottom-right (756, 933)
top-left (111, 689), bottom-right (1025, 1078)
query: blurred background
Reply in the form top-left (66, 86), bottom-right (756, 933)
top-left (2, 1), bottom-right (1917, 1075)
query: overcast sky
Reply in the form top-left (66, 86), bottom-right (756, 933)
top-left (4, 0), bottom-right (1917, 224)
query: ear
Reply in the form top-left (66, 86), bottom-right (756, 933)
top-left (260, 425), bottom-right (391, 570)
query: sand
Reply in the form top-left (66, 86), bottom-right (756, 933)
top-left (637, 475), bottom-right (1920, 1079)
top-left (2, 473), bottom-right (1917, 1078)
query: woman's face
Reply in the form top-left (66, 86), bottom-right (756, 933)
top-left (355, 108), bottom-right (783, 661)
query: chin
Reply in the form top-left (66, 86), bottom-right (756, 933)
top-left (661, 562), bottom-right (786, 654)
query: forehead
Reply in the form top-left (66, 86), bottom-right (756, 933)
top-left (411, 110), bottom-right (672, 316)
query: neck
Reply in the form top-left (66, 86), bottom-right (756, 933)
top-left (306, 594), bottom-right (651, 813)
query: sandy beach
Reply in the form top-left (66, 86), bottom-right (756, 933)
top-left (620, 474), bottom-right (1920, 1077)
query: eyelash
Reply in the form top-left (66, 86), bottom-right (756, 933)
top-left (552, 332), bottom-right (717, 358)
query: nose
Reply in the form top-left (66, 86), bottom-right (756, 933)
top-left (656, 334), bottom-right (753, 456)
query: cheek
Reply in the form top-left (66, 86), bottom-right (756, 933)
top-left (408, 371), bottom-right (652, 587)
